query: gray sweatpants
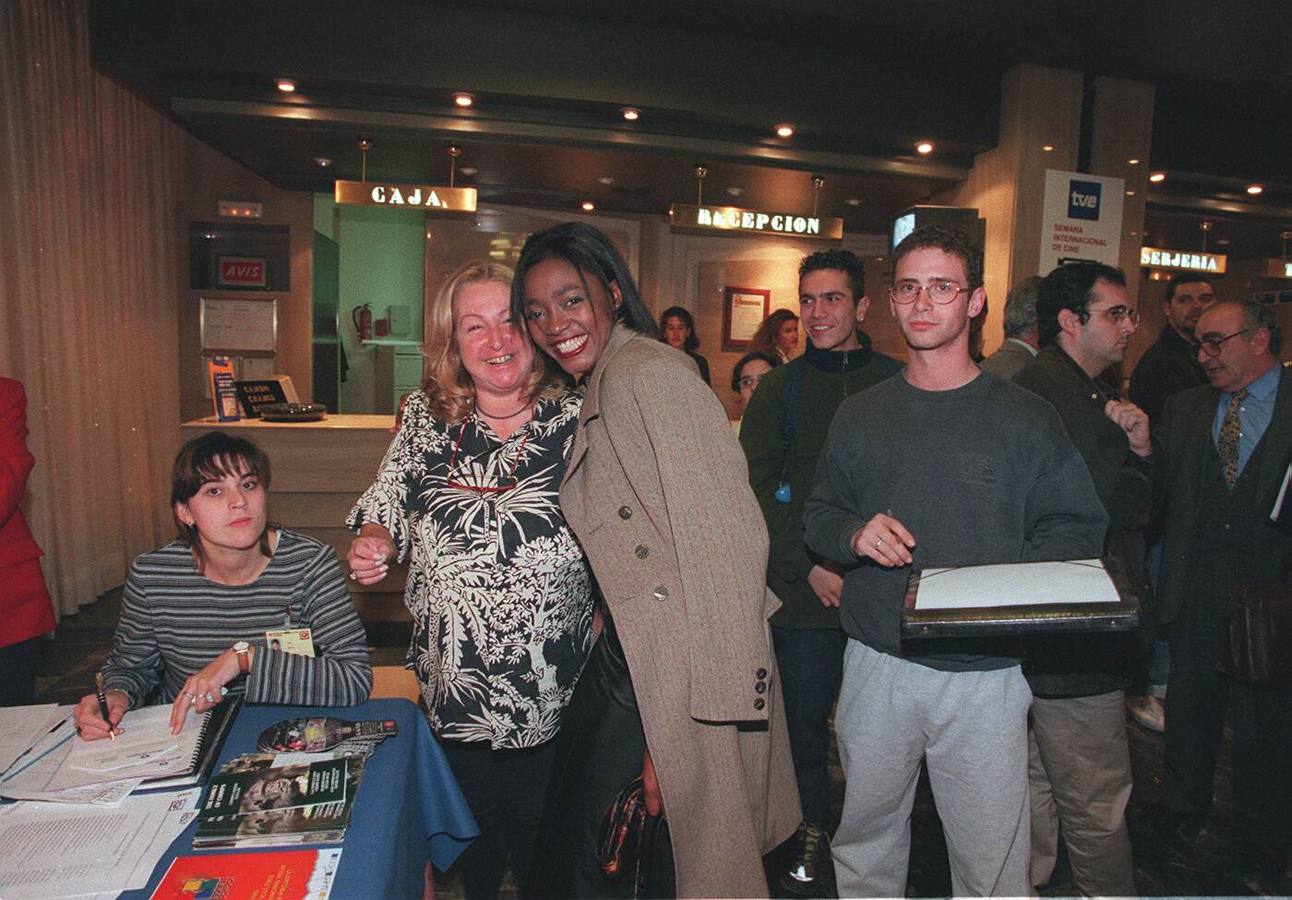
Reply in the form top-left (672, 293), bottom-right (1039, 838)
top-left (833, 640), bottom-right (1033, 897)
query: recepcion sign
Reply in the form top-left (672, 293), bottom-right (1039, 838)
top-left (1038, 170), bottom-right (1125, 274)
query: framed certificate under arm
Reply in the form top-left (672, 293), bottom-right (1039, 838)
top-left (900, 557), bottom-right (1140, 638)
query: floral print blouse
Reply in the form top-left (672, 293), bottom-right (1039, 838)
top-left (347, 388), bottom-right (593, 749)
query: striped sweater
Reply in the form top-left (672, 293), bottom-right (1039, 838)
top-left (100, 530), bottom-right (371, 708)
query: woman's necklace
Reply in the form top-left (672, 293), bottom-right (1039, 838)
top-left (475, 398), bottom-right (532, 420)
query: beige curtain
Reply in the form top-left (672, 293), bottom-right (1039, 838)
top-left (0, 0), bottom-right (186, 617)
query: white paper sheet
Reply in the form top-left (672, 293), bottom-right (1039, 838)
top-left (0, 706), bottom-right (64, 777)
top-left (0, 788), bottom-right (200, 899)
top-left (913, 559), bottom-right (1120, 611)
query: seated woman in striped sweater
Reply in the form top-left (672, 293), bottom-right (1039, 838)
top-left (74, 432), bottom-right (371, 740)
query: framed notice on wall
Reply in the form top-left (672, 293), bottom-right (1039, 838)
top-left (722, 286), bottom-right (770, 350)
top-left (200, 297), bottom-right (277, 353)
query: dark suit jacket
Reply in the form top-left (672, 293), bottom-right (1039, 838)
top-left (1155, 366), bottom-right (1292, 625)
top-left (0, 378), bottom-right (55, 647)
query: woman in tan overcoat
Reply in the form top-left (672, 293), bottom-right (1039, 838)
top-left (515, 222), bottom-right (800, 898)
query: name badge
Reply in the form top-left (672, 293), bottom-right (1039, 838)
top-left (265, 627), bottom-right (315, 658)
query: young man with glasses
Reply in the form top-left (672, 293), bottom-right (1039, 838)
top-left (739, 248), bottom-right (899, 895)
top-left (1012, 261), bottom-right (1149, 895)
top-left (1155, 300), bottom-right (1291, 891)
top-left (804, 226), bottom-right (1106, 897)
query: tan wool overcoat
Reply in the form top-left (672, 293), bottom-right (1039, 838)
top-left (559, 325), bottom-right (801, 898)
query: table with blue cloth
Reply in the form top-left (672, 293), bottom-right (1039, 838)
top-left (124, 697), bottom-right (478, 899)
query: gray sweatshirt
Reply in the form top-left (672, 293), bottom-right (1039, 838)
top-left (804, 371), bottom-right (1108, 671)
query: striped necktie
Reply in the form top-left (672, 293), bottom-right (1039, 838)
top-left (1218, 388), bottom-right (1249, 487)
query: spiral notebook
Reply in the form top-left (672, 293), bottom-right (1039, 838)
top-left (63, 700), bottom-right (239, 790)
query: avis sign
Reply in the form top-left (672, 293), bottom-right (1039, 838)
top-left (1038, 170), bottom-right (1125, 274)
top-left (217, 256), bottom-right (267, 288)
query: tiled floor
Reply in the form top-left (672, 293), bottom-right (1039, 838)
top-left (34, 595), bottom-right (1288, 897)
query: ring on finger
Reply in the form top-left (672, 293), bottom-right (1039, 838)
top-left (185, 691), bottom-right (197, 702)
top-left (875, 537), bottom-right (884, 548)
top-left (203, 692), bottom-right (215, 703)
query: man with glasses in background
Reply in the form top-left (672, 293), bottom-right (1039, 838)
top-left (804, 225), bottom-right (1106, 897)
top-left (1013, 261), bottom-right (1148, 895)
top-left (1154, 300), bottom-right (1291, 892)
top-left (740, 248), bottom-right (899, 896)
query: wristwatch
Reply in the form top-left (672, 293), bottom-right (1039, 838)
top-left (233, 640), bottom-right (251, 675)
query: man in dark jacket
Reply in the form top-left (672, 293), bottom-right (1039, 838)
top-left (1129, 273), bottom-right (1212, 426)
top-left (1154, 300), bottom-right (1292, 891)
top-left (740, 248), bottom-right (900, 895)
top-left (1014, 261), bottom-right (1149, 895)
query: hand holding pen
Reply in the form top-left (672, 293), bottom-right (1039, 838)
top-left (73, 673), bottom-right (129, 741)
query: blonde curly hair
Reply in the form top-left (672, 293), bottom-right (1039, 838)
top-left (422, 260), bottom-right (563, 423)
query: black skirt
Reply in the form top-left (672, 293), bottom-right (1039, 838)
top-left (530, 611), bottom-right (676, 898)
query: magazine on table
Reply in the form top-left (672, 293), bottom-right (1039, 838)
top-left (193, 751), bottom-right (367, 849)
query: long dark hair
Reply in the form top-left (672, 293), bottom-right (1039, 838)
top-left (659, 305), bottom-right (700, 352)
top-left (511, 222), bottom-right (656, 336)
top-left (171, 432), bottom-right (274, 571)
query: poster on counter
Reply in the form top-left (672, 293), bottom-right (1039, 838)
top-left (1038, 170), bottom-right (1125, 274)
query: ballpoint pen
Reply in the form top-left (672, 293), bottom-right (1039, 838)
top-left (95, 672), bottom-right (116, 741)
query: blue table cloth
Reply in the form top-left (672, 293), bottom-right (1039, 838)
top-left (125, 698), bottom-right (477, 899)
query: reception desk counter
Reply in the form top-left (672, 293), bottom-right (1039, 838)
top-left (180, 416), bottom-right (408, 618)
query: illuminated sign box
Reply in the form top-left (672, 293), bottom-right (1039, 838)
top-left (334, 181), bottom-right (477, 212)
top-left (217, 256), bottom-right (267, 288)
top-left (669, 203), bottom-right (843, 240)
top-left (1140, 247), bottom-right (1227, 274)
top-left (1263, 259), bottom-right (1292, 279)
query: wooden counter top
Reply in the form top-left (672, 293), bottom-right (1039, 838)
top-left (182, 414), bottom-right (394, 430)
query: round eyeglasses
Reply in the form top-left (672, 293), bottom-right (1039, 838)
top-left (888, 280), bottom-right (969, 305)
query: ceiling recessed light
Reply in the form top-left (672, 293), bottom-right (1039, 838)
top-left (915, 141), bottom-right (935, 155)
top-left (581, 200), bottom-right (595, 212)
top-left (459, 165), bottom-right (478, 177)
top-left (1125, 190), bottom-right (1135, 197)
top-left (452, 92), bottom-right (475, 108)
top-left (1216, 238), bottom-right (1232, 246)
top-left (597, 176), bottom-right (616, 185)
top-left (1246, 183), bottom-right (1264, 195)
top-left (775, 123), bottom-right (795, 138)
top-left (845, 197), bottom-right (861, 206)
top-left (1127, 158), bottom-right (1140, 165)
top-left (1149, 172), bottom-right (1166, 183)
top-left (726, 187), bottom-right (744, 197)
top-left (313, 156), bottom-right (333, 168)
top-left (621, 107), bottom-right (641, 121)
top-left (1041, 144), bottom-right (1055, 152)
top-left (275, 79), bottom-right (297, 93)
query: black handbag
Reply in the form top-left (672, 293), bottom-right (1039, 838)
top-left (1217, 583), bottom-right (1292, 690)
top-left (596, 776), bottom-right (664, 898)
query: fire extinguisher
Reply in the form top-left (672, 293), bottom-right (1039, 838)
top-left (352, 303), bottom-right (373, 341)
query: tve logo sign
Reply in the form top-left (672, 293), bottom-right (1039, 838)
top-left (1068, 180), bottom-right (1102, 221)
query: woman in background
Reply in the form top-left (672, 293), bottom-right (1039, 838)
top-left (658, 305), bottom-right (711, 385)
top-left (347, 260), bottom-right (592, 900)
top-left (749, 307), bottom-right (801, 362)
top-left (730, 349), bottom-right (781, 436)
top-left (75, 432), bottom-right (372, 738)
top-left (516, 222), bottom-right (799, 898)
top-left (0, 378), bottom-right (55, 707)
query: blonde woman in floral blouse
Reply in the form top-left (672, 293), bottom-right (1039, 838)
top-left (346, 260), bottom-right (593, 900)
